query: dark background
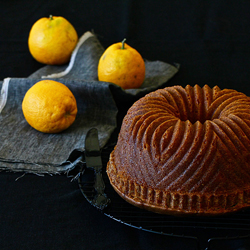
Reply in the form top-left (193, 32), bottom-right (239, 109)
top-left (1, 0), bottom-right (250, 249)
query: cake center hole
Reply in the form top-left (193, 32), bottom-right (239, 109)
top-left (179, 110), bottom-right (208, 124)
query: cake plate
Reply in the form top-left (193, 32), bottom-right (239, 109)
top-left (78, 143), bottom-right (250, 250)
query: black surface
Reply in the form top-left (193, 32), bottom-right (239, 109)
top-left (1, 1), bottom-right (250, 249)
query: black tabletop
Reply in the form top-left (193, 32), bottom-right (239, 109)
top-left (1, 1), bottom-right (250, 249)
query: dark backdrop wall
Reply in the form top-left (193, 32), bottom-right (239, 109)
top-left (1, 0), bottom-right (250, 94)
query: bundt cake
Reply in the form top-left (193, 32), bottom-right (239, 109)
top-left (107, 84), bottom-right (250, 216)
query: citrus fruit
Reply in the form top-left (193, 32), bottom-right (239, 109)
top-left (98, 39), bottom-right (145, 89)
top-left (28, 15), bottom-right (78, 65)
top-left (22, 80), bottom-right (78, 133)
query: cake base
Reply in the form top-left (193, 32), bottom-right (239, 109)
top-left (107, 151), bottom-right (250, 216)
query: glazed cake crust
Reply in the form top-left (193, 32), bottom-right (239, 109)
top-left (107, 85), bottom-right (250, 215)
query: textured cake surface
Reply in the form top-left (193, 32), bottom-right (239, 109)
top-left (107, 85), bottom-right (250, 215)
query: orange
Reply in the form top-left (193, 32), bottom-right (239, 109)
top-left (98, 39), bottom-right (145, 89)
top-left (28, 15), bottom-right (78, 65)
top-left (22, 80), bottom-right (78, 133)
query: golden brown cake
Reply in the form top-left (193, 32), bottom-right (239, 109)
top-left (107, 84), bottom-right (250, 216)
